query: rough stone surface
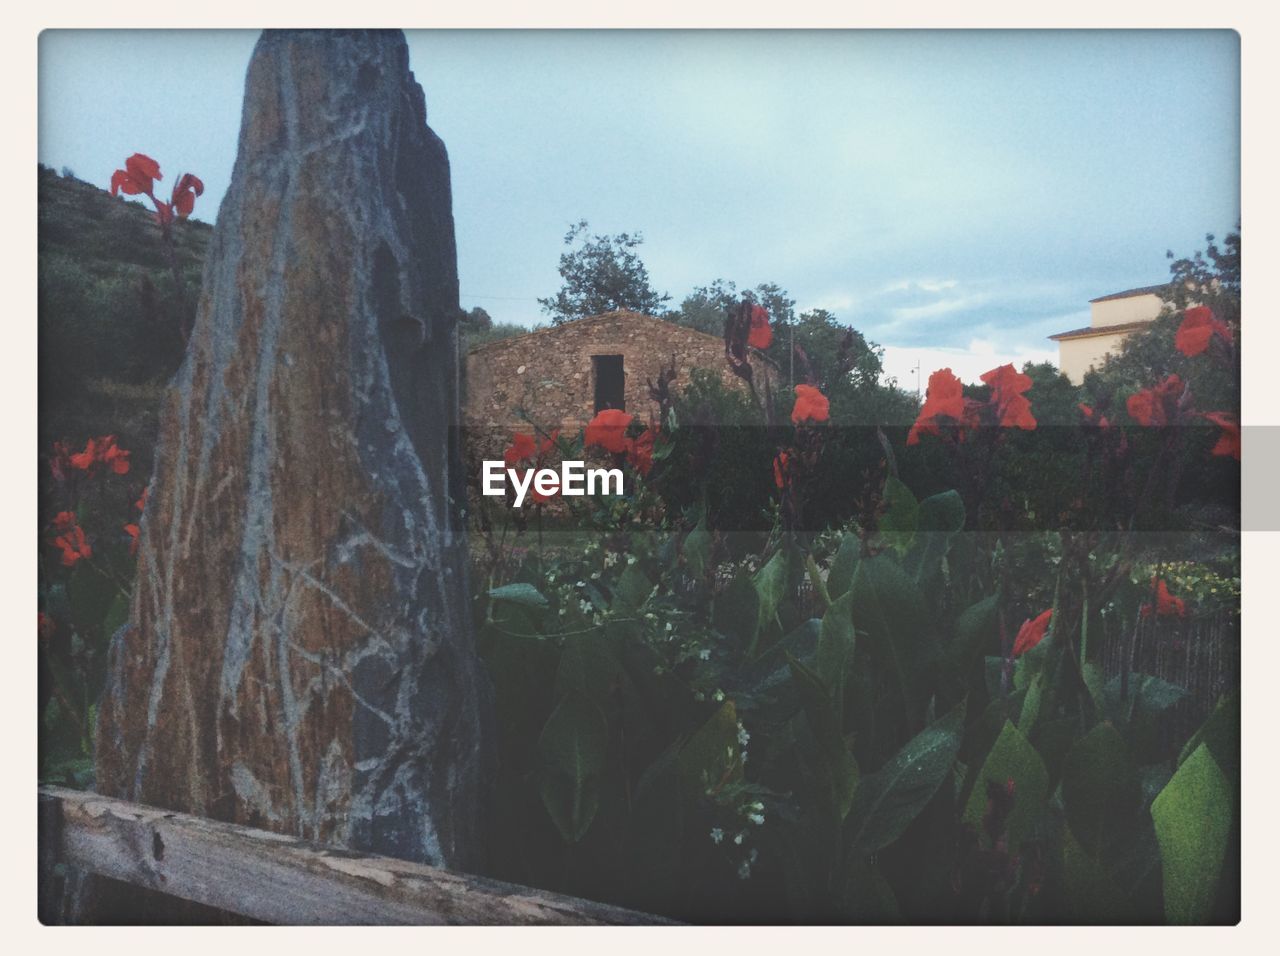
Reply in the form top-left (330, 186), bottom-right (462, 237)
top-left (464, 310), bottom-right (774, 448)
top-left (95, 29), bottom-right (491, 872)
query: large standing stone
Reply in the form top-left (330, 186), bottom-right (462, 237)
top-left (95, 29), bottom-right (491, 871)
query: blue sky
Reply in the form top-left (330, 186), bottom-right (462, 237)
top-left (38, 29), bottom-right (1239, 384)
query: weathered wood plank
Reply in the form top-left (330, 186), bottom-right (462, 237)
top-left (39, 787), bottom-right (674, 925)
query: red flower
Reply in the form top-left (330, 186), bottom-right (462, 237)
top-left (773, 450), bottom-right (792, 490)
top-left (747, 305), bottom-right (772, 350)
top-left (980, 363), bottom-right (1037, 431)
top-left (790, 384), bottom-right (830, 425)
top-left (1141, 579), bottom-right (1186, 618)
top-left (1174, 306), bottom-right (1233, 358)
top-left (504, 432), bottom-right (538, 467)
top-left (907, 368), bottom-right (966, 445)
top-left (627, 426), bottom-right (656, 475)
top-left (124, 523), bottom-right (141, 556)
top-left (585, 409), bottom-right (634, 454)
top-left (50, 512), bottom-right (92, 568)
top-left (1126, 375), bottom-right (1184, 427)
top-left (110, 153), bottom-right (162, 198)
top-left (1012, 608), bottom-right (1052, 657)
top-left (49, 441), bottom-right (72, 483)
top-left (171, 173), bottom-right (205, 218)
top-left (136, 486), bottom-right (149, 513)
top-left (39, 611), bottom-right (55, 642)
top-left (68, 435), bottom-right (130, 475)
top-left (1202, 412), bottom-right (1241, 461)
top-left (1078, 403), bottom-right (1110, 428)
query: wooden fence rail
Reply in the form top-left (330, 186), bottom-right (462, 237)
top-left (38, 786), bottom-right (675, 926)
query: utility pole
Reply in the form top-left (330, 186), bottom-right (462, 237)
top-left (910, 360), bottom-right (921, 402)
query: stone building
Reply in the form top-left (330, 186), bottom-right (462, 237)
top-left (464, 310), bottom-right (773, 440)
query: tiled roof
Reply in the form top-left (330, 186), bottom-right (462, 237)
top-left (1088, 284), bottom-right (1168, 304)
top-left (1048, 320), bottom-right (1153, 341)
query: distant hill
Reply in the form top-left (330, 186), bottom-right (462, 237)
top-left (38, 164), bottom-right (213, 473)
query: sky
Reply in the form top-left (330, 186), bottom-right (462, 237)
top-left (38, 29), bottom-right (1239, 386)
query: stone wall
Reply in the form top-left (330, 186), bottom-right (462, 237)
top-left (464, 311), bottom-right (771, 443)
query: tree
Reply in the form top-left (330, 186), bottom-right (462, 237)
top-left (538, 220), bottom-right (670, 324)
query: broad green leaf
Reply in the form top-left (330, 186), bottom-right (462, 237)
top-left (826, 533), bottom-right (860, 601)
top-left (788, 653), bottom-right (859, 819)
top-left (1151, 744), bottom-right (1232, 924)
top-left (952, 595), bottom-right (998, 671)
top-left (904, 490), bottom-right (965, 582)
top-left (841, 856), bottom-right (901, 923)
top-left (1177, 692), bottom-right (1239, 794)
top-left (962, 719), bottom-right (1048, 848)
top-left (1062, 826), bottom-right (1129, 923)
top-left (555, 635), bottom-right (620, 709)
top-left (539, 770), bottom-right (601, 844)
top-left (848, 555), bottom-right (932, 704)
top-left (845, 701), bottom-right (966, 855)
top-left (714, 569), bottom-right (760, 652)
top-left (752, 548), bottom-right (791, 641)
top-left (683, 514), bottom-right (711, 579)
top-left (1062, 721), bottom-right (1141, 858)
top-left (488, 582), bottom-right (548, 608)
top-left (878, 475), bottom-right (919, 554)
top-left (538, 692), bottom-right (607, 782)
top-left (102, 593), bottom-right (130, 643)
top-left (815, 589), bottom-right (856, 699)
top-left (677, 700), bottom-right (741, 802)
top-left (67, 565), bottom-right (119, 638)
top-left (612, 562), bottom-right (652, 611)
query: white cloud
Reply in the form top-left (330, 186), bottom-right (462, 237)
top-left (890, 294), bottom-right (991, 324)
top-left (880, 339), bottom-right (1060, 389)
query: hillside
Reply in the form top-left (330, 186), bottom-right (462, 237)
top-left (38, 164), bottom-right (213, 474)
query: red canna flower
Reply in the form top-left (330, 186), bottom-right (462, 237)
top-left (584, 409), bottom-right (634, 455)
top-left (68, 438), bottom-right (98, 471)
top-left (1126, 374), bottom-right (1184, 427)
top-left (1174, 306), bottom-right (1233, 358)
top-left (1012, 608), bottom-right (1052, 657)
top-left (907, 368), bottom-right (966, 445)
top-left (1078, 403), bottom-right (1110, 428)
top-left (790, 384), bottom-right (830, 425)
top-left (38, 611), bottom-right (55, 642)
top-left (49, 441), bottom-right (72, 483)
top-left (504, 432), bottom-right (538, 467)
top-left (980, 363), bottom-right (1037, 431)
top-left (1141, 579), bottom-right (1186, 618)
top-left (773, 450), bottom-right (792, 490)
top-left (124, 523), bottom-right (141, 556)
top-left (68, 435), bottom-right (130, 475)
top-left (49, 512), bottom-right (92, 568)
top-left (747, 305), bottom-right (772, 350)
top-left (171, 173), bottom-right (205, 218)
top-left (1200, 412), bottom-right (1240, 461)
top-left (627, 425), bottom-right (656, 475)
top-left (110, 153), bottom-right (162, 198)
top-left (136, 486), bottom-right (149, 513)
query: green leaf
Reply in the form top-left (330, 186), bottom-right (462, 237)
top-left (683, 514), bottom-right (711, 579)
top-left (845, 701), bottom-right (966, 856)
top-left (815, 589), bottom-right (856, 700)
top-left (1062, 826), bottom-right (1130, 923)
top-left (555, 635), bottom-right (620, 709)
top-left (847, 555), bottom-right (932, 705)
top-left (1151, 744), bottom-right (1233, 924)
top-left (537, 692), bottom-right (608, 842)
top-left (488, 582), bottom-right (548, 608)
top-left (677, 700), bottom-right (741, 803)
top-left (612, 562), bottom-right (652, 611)
top-left (952, 595), bottom-right (998, 672)
top-left (1177, 693), bottom-right (1238, 793)
top-left (878, 475), bottom-right (919, 554)
top-left (788, 653), bottom-right (859, 819)
top-left (752, 548), bottom-right (791, 642)
top-left (826, 533), bottom-right (860, 601)
top-left (713, 569), bottom-right (760, 652)
top-left (102, 593), bottom-right (130, 640)
top-left (67, 564), bottom-right (119, 638)
top-left (904, 490), bottom-right (965, 582)
top-left (1062, 721), bottom-right (1141, 858)
top-left (962, 719), bottom-right (1048, 848)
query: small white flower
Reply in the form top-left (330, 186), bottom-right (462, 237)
top-left (709, 827), bottom-right (724, 845)
top-left (713, 689), bottom-right (725, 702)
top-left (699, 648), bottom-right (711, 661)
top-left (748, 813), bottom-right (765, 826)
top-left (664, 622), bottom-right (673, 632)
top-left (733, 831), bottom-right (745, 846)
top-left (737, 724), bottom-right (750, 747)
top-left (737, 860), bottom-right (752, 880)
top-left (627, 555), bottom-right (638, 565)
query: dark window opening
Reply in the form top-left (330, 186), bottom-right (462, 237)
top-left (593, 354), bottom-right (625, 413)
